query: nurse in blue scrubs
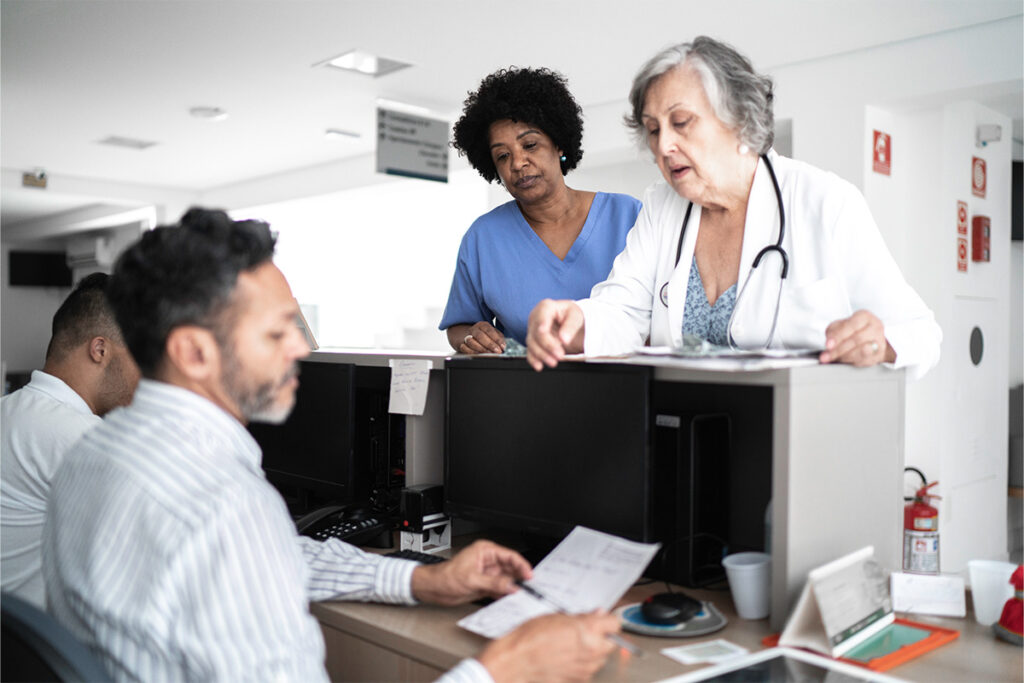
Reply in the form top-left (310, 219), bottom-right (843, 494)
top-left (440, 67), bottom-right (641, 353)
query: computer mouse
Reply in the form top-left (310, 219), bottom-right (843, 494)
top-left (640, 591), bottom-right (702, 625)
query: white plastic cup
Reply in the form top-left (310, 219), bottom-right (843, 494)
top-left (723, 551), bottom-right (771, 620)
top-left (967, 559), bottom-right (1016, 626)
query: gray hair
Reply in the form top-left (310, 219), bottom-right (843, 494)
top-left (625, 36), bottom-right (774, 154)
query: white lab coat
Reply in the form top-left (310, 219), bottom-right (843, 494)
top-left (578, 151), bottom-right (941, 380)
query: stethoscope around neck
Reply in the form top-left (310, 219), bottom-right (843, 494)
top-left (658, 153), bottom-right (789, 350)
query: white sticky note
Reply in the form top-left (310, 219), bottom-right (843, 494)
top-left (661, 639), bottom-right (748, 665)
top-left (890, 572), bottom-right (966, 617)
top-left (388, 359), bottom-right (432, 416)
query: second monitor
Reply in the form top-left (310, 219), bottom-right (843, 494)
top-left (446, 358), bottom-right (652, 543)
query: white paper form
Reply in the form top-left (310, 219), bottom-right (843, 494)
top-left (458, 526), bottom-right (660, 639)
top-left (387, 359), bottom-right (431, 415)
top-left (631, 347), bottom-right (820, 372)
top-left (890, 572), bottom-right (966, 617)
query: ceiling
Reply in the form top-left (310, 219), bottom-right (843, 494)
top-left (2, 0), bottom-right (1021, 230)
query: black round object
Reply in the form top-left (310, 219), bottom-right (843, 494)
top-left (640, 592), bottom-right (702, 626)
top-left (970, 327), bottom-right (984, 366)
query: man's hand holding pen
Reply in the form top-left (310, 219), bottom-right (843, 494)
top-left (408, 539), bottom-right (635, 681)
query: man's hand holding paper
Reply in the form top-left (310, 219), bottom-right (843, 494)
top-left (458, 526), bottom-right (661, 639)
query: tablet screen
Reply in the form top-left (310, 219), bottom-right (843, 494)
top-left (699, 651), bottom-right (878, 682)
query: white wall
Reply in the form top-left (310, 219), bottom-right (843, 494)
top-left (865, 100), bottom-right (1012, 571)
top-left (0, 221), bottom-right (145, 376)
top-left (770, 17), bottom-right (1021, 195)
top-left (232, 168), bottom-right (488, 349)
top-left (570, 156), bottom-right (662, 205)
top-left (0, 242), bottom-right (70, 373)
top-left (1012, 241), bottom-right (1023, 386)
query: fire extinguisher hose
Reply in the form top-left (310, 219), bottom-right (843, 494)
top-left (904, 466), bottom-right (928, 501)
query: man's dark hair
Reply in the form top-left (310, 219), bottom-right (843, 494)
top-left (107, 208), bottom-right (277, 376)
top-left (45, 272), bottom-right (121, 362)
top-left (452, 67), bottom-right (585, 183)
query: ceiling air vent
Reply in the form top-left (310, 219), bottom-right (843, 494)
top-left (97, 135), bottom-right (158, 150)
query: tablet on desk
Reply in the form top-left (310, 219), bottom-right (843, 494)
top-left (661, 646), bottom-right (905, 683)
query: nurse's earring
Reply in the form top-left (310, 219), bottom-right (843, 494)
top-left (559, 155), bottom-right (567, 162)
top-left (738, 143), bottom-right (750, 155)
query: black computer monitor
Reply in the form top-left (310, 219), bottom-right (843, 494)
top-left (249, 360), bottom-right (397, 516)
top-left (444, 358), bottom-right (653, 543)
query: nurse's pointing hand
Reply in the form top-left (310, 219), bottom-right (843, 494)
top-left (526, 299), bottom-right (585, 371)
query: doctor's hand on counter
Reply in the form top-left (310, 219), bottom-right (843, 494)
top-left (410, 539), bottom-right (531, 606)
top-left (448, 321), bottom-right (506, 355)
top-left (819, 309), bottom-right (896, 367)
top-left (479, 611), bottom-right (621, 683)
top-left (526, 299), bottom-right (586, 371)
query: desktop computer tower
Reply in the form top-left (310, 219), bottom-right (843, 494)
top-left (352, 365), bottom-right (406, 511)
top-left (647, 381), bottom-right (774, 587)
top-left (251, 361), bottom-right (405, 517)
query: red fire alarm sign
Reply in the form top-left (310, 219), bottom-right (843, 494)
top-left (873, 130), bottom-right (891, 175)
top-left (972, 157), bottom-right (986, 198)
top-left (957, 237), bottom-right (968, 272)
top-left (957, 201), bottom-right (968, 235)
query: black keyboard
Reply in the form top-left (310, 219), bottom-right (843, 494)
top-left (384, 548), bottom-right (447, 564)
top-left (307, 517), bottom-right (389, 546)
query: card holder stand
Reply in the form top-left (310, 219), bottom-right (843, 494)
top-left (773, 546), bottom-right (960, 672)
top-left (764, 619), bottom-right (958, 672)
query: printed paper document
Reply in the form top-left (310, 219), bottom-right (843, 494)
top-left (458, 526), bottom-right (660, 639)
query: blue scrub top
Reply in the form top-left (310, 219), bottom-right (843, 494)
top-left (439, 192), bottom-right (641, 344)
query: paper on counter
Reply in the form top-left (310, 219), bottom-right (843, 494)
top-left (387, 359), bottom-right (431, 415)
top-left (891, 572), bottom-right (966, 617)
top-left (632, 345), bottom-right (820, 371)
top-left (458, 526), bottom-right (660, 639)
top-left (635, 345), bottom-right (820, 359)
top-left (661, 639), bottom-right (749, 665)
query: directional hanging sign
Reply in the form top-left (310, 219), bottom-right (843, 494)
top-left (376, 108), bottom-right (449, 183)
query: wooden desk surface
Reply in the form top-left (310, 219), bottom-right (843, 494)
top-left (312, 577), bottom-right (1023, 682)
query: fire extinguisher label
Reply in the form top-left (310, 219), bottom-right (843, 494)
top-left (913, 517), bottom-right (936, 530)
top-left (903, 530), bottom-right (940, 574)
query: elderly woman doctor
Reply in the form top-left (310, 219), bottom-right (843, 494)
top-left (527, 36), bottom-right (941, 379)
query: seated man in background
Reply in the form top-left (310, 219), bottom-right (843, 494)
top-left (1, 272), bottom-right (139, 607)
top-left (43, 208), bottom-right (619, 682)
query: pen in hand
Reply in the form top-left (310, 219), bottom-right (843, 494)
top-left (515, 580), bottom-right (643, 657)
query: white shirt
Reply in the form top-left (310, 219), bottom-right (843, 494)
top-left (42, 379), bottom-right (489, 683)
top-left (579, 151), bottom-right (942, 381)
top-left (1, 370), bottom-right (100, 606)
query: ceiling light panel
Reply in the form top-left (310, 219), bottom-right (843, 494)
top-left (325, 128), bottom-right (360, 139)
top-left (97, 136), bottom-right (158, 150)
top-left (189, 106), bottom-right (228, 121)
top-left (317, 49), bottom-right (411, 77)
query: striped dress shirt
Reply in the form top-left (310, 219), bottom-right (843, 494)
top-left (42, 379), bottom-right (489, 682)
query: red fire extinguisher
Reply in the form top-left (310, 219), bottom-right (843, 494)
top-left (903, 467), bottom-right (940, 574)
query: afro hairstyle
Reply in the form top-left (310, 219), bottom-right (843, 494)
top-left (452, 67), bottom-right (584, 183)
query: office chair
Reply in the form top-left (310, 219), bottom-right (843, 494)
top-left (1, 592), bottom-right (110, 682)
